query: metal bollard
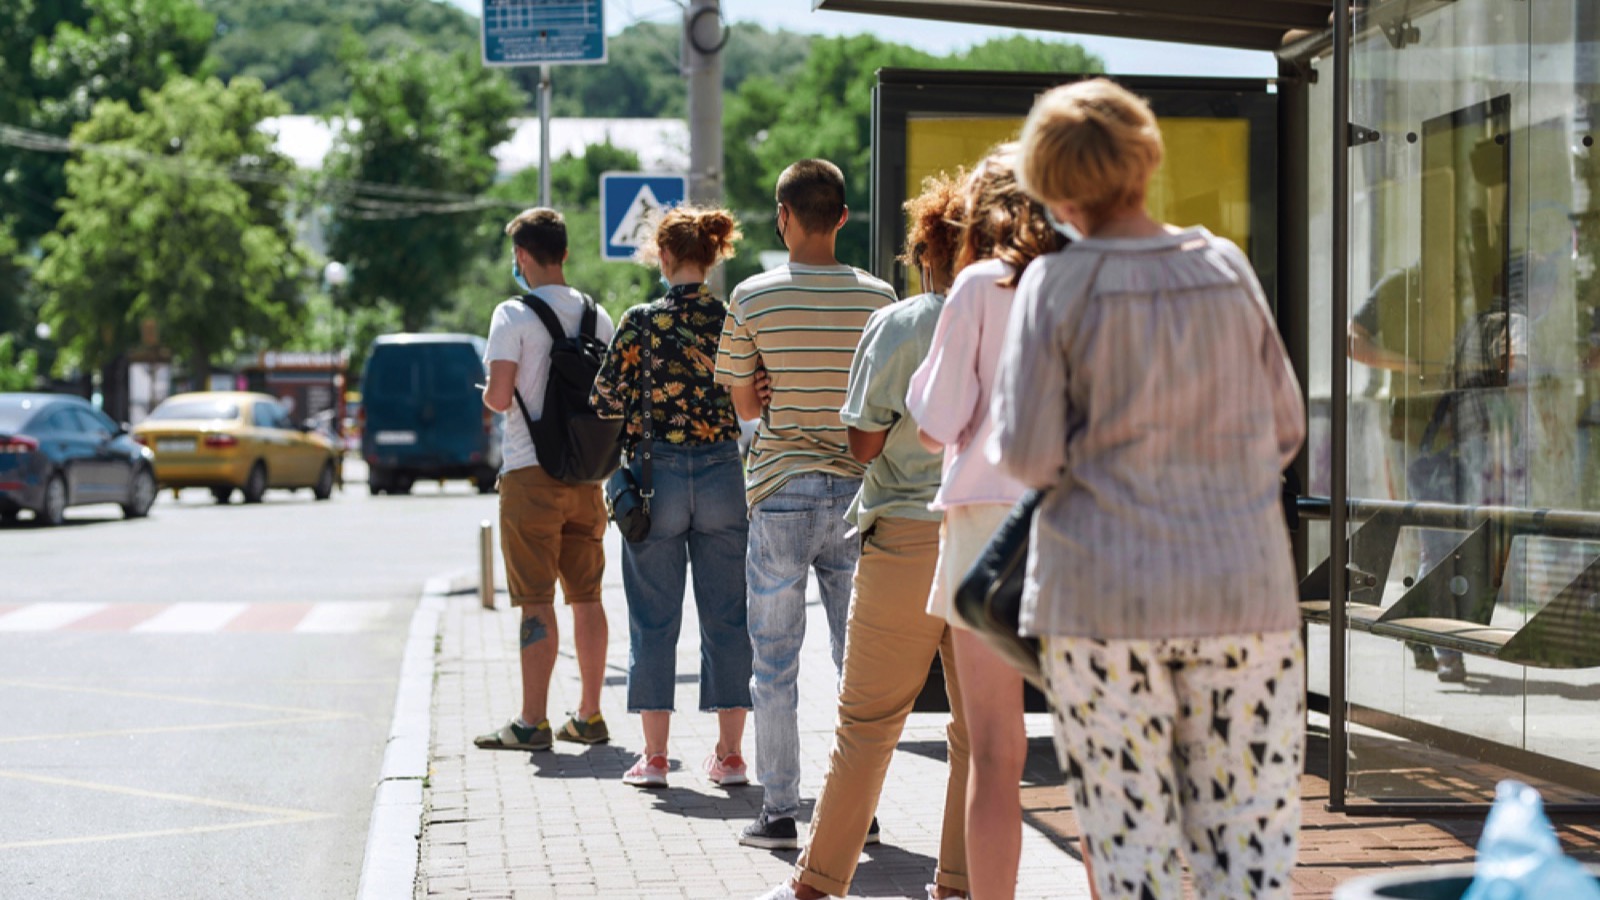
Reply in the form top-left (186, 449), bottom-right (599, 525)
top-left (479, 519), bottom-right (495, 610)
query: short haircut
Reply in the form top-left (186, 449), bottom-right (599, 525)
top-left (505, 208), bottom-right (567, 266)
top-left (898, 171), bottom-right (964, 286)
top-left (1018, 78), bottom-right (1164, 219)
top-left (641, 205), bottom-right (742, 269)
top-left (775, 159), bottom-right (847, 235)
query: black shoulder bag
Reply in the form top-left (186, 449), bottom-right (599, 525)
top-left (603, 330), bottom-right (653, 542)
top-left (953, 489), bottom-right (1048, 690)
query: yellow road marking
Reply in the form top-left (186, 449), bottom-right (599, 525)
top-left (0, 770), bottom-right (333, 819)
top-left (0, 679), bottom-right (349, 717)
top-left (0, 816), bottom-right (334, 851)
top-left (0, 712), bottom-right (347, 745)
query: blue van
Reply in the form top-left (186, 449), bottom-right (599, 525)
top-left (359, 334), bottom-right (501, 494)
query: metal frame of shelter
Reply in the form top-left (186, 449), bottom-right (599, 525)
top-left (815, 0), bottom-right (1600, 816)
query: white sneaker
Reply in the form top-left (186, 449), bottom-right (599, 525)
top-left (622, 753), bottom-right (668, 788)
top-left (752, 884), bottom-right (800, 900)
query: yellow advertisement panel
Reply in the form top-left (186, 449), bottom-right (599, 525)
top-left (905, 116), bottom-right (1253, 254)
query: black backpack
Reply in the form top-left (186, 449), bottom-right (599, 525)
top-left (511, 292), bottom-right (624, 485)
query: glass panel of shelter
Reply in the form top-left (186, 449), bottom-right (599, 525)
top-left (1331, 0), bottom-right (1600, 805)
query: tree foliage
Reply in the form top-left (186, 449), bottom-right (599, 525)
top-left (34, 76), bottom-right (306, 384)
top-left (0, 0), bottom-right (214, 248)
top-left (323, 44), bottom-right (523, 331)
top-left (203, 0), bottom-right (478, 114)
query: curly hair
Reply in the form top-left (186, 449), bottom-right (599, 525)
top-left (638, 205), bottom-right (742, 269)
top-left (954, 143), bottom-right (1067, 288)
top-left (897, 171), bottom-right (965, 287)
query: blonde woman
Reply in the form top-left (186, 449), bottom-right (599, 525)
top-left (905, 146), bottom-right (1066, 900)
top-left (590, 206), bottom-right (752, 790)
top-left (992, 79), bottom-right (1306, 899)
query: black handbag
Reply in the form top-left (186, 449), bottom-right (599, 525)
top-left (604, 332), bottom-right (654, 543)
top-left (953, 489), bottom-right (1048, 690)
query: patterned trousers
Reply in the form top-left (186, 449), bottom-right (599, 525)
top-left (1041, 631), bottom-right (1304, 900)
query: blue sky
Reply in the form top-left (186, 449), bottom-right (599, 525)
top-left (452, 1), bottom-right (1276, 78)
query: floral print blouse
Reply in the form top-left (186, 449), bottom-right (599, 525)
top-left (590, 282), bottom-right (742, 450)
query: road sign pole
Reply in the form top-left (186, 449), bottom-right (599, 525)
top-left (539, 64), bottom-right (552, 208)
top-left (684, 0), bottom-right (725, 293)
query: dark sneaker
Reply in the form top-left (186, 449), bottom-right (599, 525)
top-left (556, 712), bottom-right (610, 744)
top-left (474, 718), bottom-right (551, 751)
top-left (739, 812), bottom-right (800, 850)
top-left (865, 816), bottom-right (880, 845)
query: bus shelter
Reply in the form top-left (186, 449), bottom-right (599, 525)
top-left (819, 0), bottom-right (1600, 814)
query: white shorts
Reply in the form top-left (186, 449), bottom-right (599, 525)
top-left (926, 502), bottom-right (1013, 627)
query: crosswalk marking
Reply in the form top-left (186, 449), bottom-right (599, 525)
top-left (133, 602), bottom-right (250, 633)
top-left (294, 601), bottom-right (389, 634)
top-left (0, 602), bottom-right (107, 631)
top-left (0, 602), bottom-right (394, 634)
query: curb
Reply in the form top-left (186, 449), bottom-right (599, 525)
top-left (355, 584), bottom-right (448, 900)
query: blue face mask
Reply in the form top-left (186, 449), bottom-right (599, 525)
top-left (512, 259), bottom-right (532, 294)
top-left (659, 274), bottom-right (672, 293)
top-left (1045, 208), bottom-right (1085, 243)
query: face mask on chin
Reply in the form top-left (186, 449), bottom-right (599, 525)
top-left (773, 207), bottom-right (787, 248)
top-left (1044, 207), bottom-right (1085, 244)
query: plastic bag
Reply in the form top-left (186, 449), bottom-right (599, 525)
top-left (1462, 780), bottom-right (1600, 900)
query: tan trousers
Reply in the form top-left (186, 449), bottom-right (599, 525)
top-left (796, 517), bottom-right (970, 896)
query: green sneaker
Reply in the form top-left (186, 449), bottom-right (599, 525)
top-left (556, 712), bottom-right (610, 745)
top-left (474, 718), bottom-right (552, 751)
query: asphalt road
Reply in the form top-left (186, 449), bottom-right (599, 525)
top-left (0, 462), bottom-right (498, 899)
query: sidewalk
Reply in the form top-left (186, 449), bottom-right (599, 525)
top-left (419, 529), bottom-right (1092, 899)
top-left (413, 529), bottom-right (1600, 899)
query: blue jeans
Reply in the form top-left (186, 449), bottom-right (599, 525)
top-left (621, 441), bottom-right (753, 712)
top-left (746, 472), bottom-right (861, 818)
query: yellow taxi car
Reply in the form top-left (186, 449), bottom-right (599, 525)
top-left (131, 391), bottom-right (341, 504)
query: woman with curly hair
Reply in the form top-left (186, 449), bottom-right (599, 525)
top-left (590, 206), bottom-right (753, 790)
top-left (993, 78), bottom-right (1305, 900)
top-left (905, 144), bottom-right (1068, 900)
top-left (756, 173), bottom-right (973, 900)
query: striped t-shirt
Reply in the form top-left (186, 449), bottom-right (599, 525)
top-left (715, 263), bottom-right (896, 506)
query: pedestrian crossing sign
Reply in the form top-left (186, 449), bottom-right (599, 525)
top-left (599, 172), bottom-right (689, 261)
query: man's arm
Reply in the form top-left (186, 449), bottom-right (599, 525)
top-left (846, 426), bottom-right (888, 464)
top-left (729, 383), bottom-right (765, 421)
top-left (484, 360), bottom-right (517, 413)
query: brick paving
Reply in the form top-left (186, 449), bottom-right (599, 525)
top-left (416, 530), bottom-right (1600, 898)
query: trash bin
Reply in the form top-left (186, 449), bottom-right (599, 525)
top-left (1337, 864), bottom-right (1600, 899)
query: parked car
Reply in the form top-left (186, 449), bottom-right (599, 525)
top-left (132, 391), bottom-right (340, 504)
top-left (359, 334), bottom-right (501, 495)
top-left (0, 392), bottom-right (158, 526)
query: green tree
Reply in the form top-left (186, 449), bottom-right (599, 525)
top-left (0, 333), bottom-right (41, 392)
top-left (34, 76), bottom-right (307, 387)
top-left (205, 0), bottom-right (479, 114)
top-left (324, 44), bottom-right (523, 332)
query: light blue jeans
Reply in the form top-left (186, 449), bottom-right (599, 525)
top-left (621, 441), bottom-right (753, 712)
top-left (746, 472), bottom-right (861, 818)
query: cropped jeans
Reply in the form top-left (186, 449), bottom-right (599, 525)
top-left (745, 471), bottom-right (861, 818)
top-left (621, 441), bottom-right (753, 712)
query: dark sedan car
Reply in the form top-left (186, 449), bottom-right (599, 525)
top-left (0, 393), bottom-right (158, 526)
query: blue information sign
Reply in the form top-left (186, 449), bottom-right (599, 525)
top-left (482, 0), bottom-right (607, 67)
top-left (600, 172), bottom-right (689, 261)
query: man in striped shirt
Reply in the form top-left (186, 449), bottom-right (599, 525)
top-left (715, 159), bottom-right (897, 849)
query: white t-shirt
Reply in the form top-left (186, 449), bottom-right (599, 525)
top-left (484, 285), bottom-right (615, 474)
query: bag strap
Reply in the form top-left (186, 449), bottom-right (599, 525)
top-left (517, 292), bottom-right (570, 344)
top-left (637, 315), bottom-right (655, 510)
top-left (579, 293), bottom-right (598, 339)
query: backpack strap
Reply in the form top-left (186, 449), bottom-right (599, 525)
top-left (517, 293), bottom-right (569, 343)
top-left (578, 293), bottom-right (598, 339)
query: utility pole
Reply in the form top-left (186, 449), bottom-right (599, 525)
top-left (683, 0), bottom-right (725, 291)
top-left (539, 63), bottom-right (553, 208)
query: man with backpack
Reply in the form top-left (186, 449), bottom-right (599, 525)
top-left (476, 207), bottom-right (616, 752)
